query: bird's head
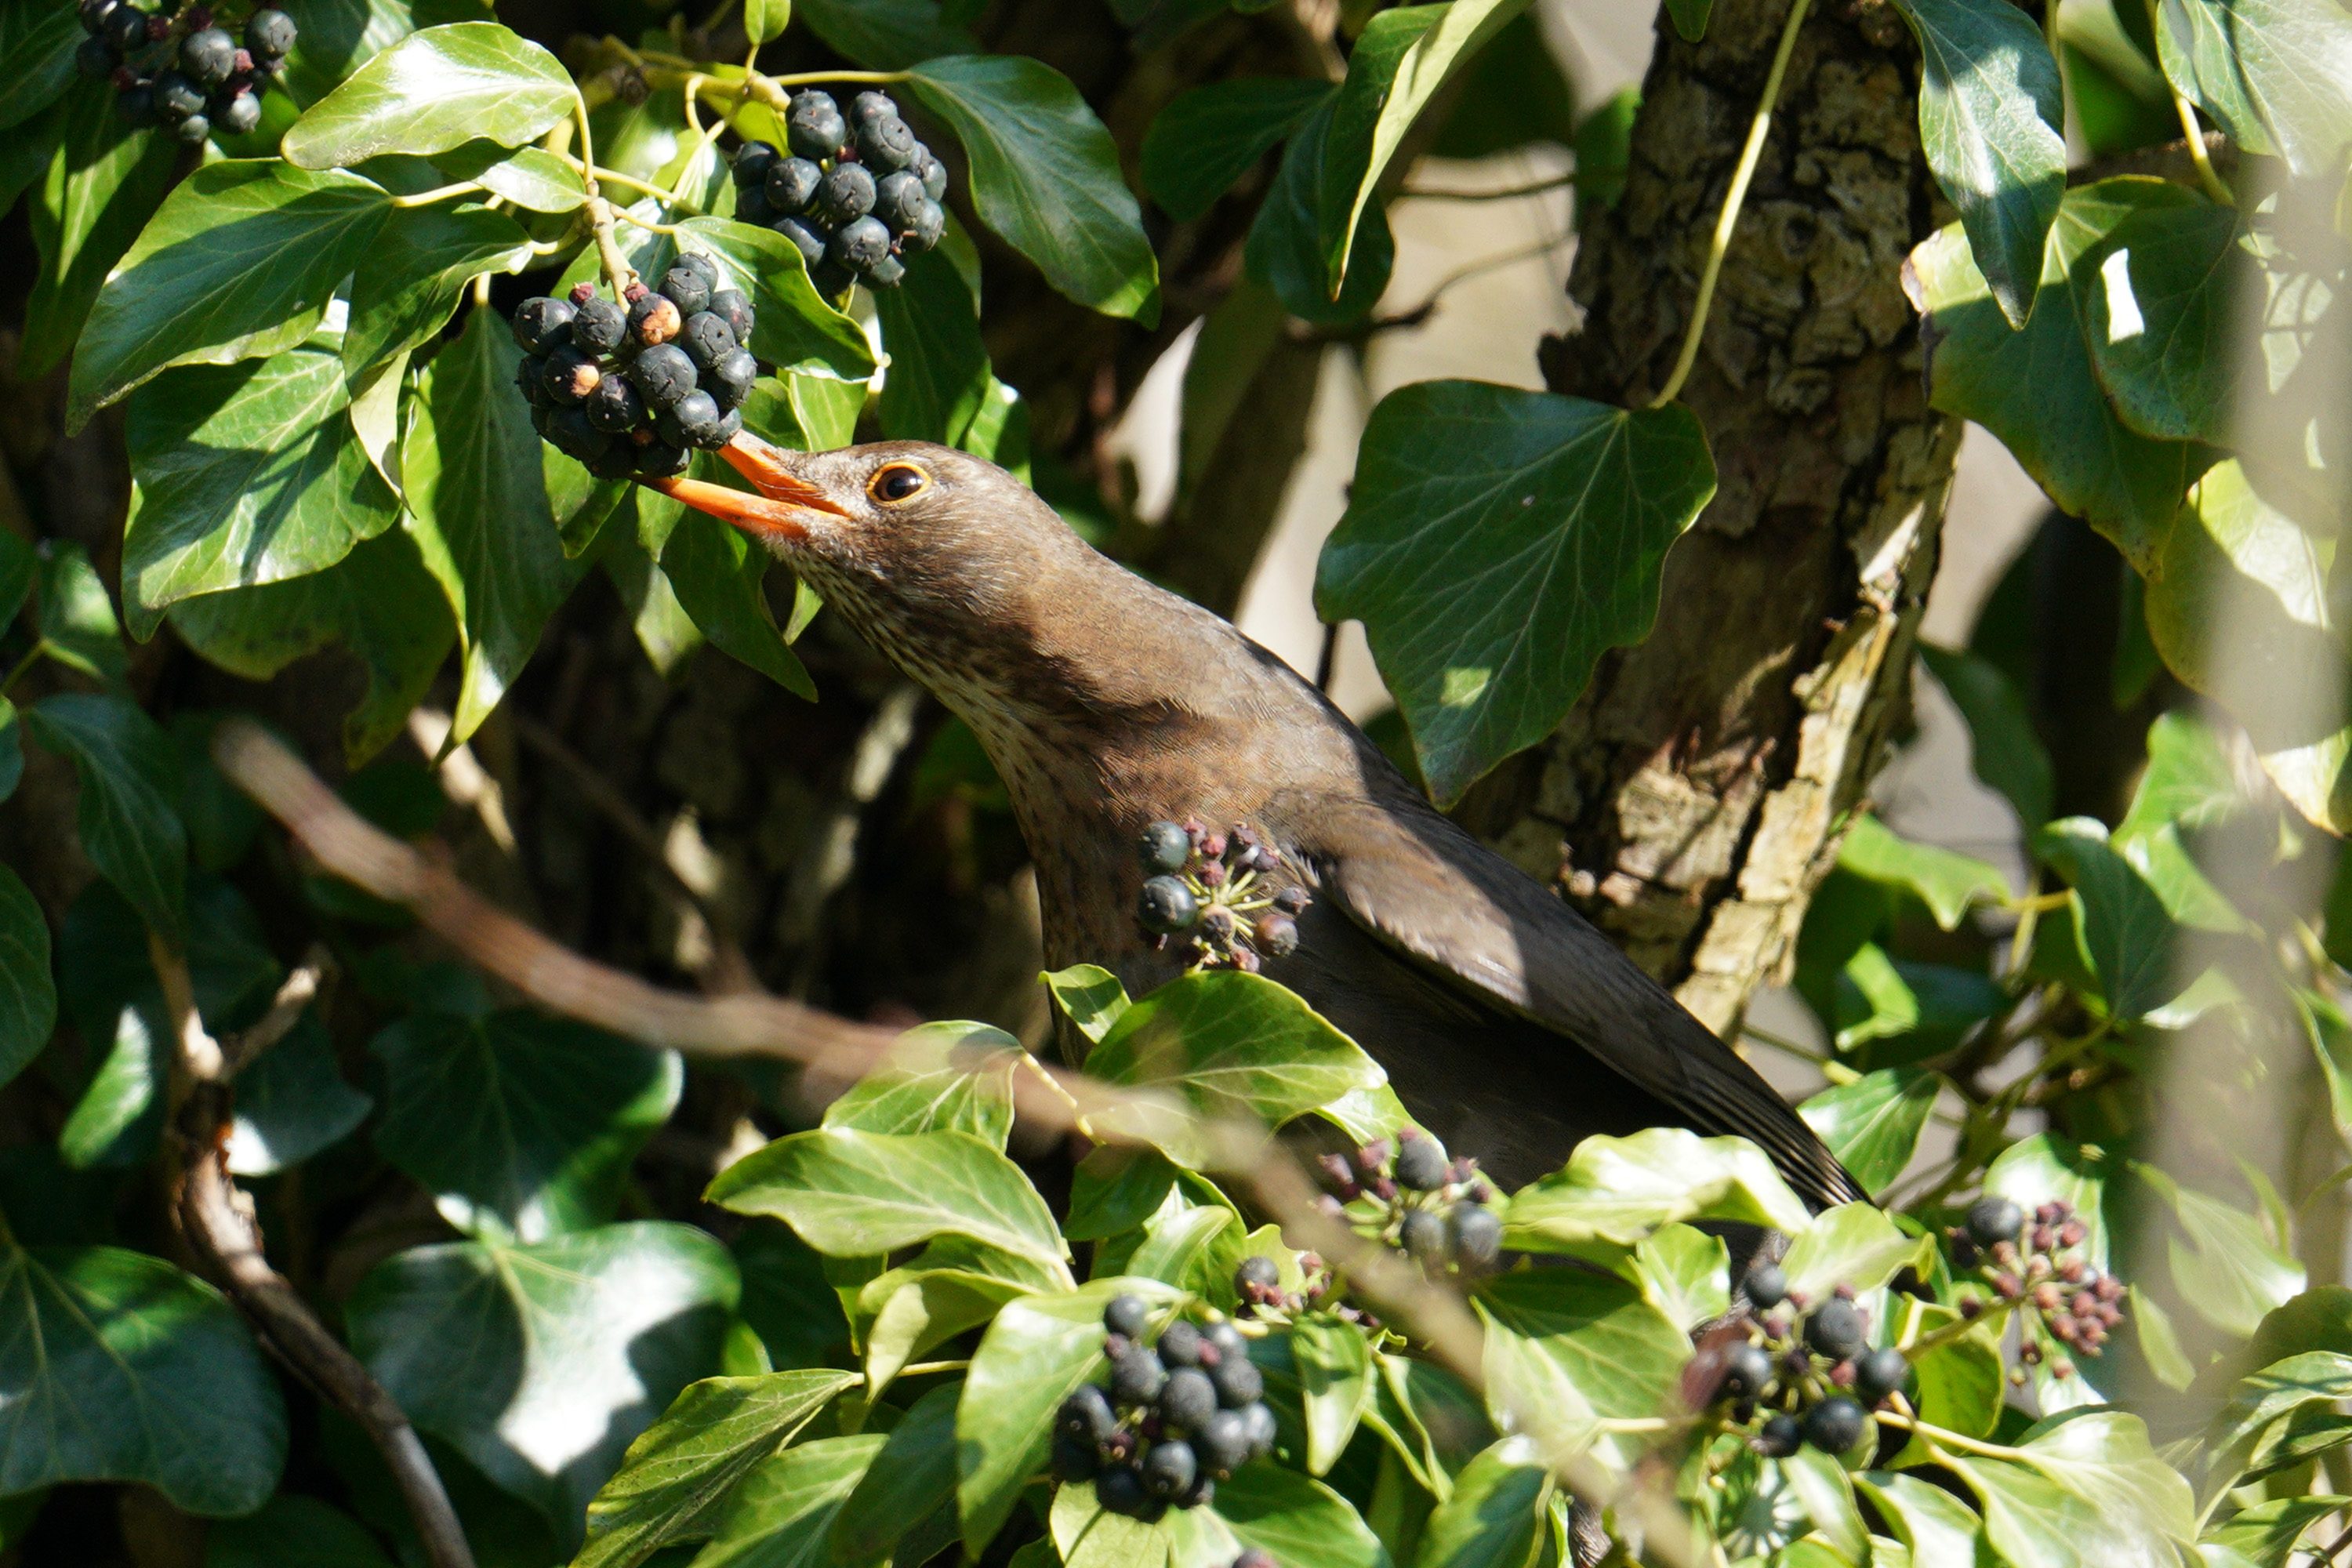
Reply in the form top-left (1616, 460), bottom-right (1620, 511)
top-left (646, 431), bottom-right (1140, 723)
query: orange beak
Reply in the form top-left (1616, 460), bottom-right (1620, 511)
top-left (642, 431), bottom-right (851, 543)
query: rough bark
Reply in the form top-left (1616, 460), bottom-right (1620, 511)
top-left (1479, 0), bottom-right (1961, 1032)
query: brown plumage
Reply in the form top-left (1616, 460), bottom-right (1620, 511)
top-left (655, 436), bottom-right (1862, 1207)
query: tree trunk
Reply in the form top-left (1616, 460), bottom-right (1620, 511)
top-left (1481, 0), bottom-right (1960, 1032)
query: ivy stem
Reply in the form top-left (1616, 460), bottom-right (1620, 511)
top-left (895, 1359), bottom-right (971, 1377)
top-left (389, 179), bottom-right (486, 208)
top-left (0, 642), bottom-right (48, 697)
top-left (1647, 0), bottom-right (1813, 410)
top-left (584, 163), bottom-right (705, 212)
top-left (611, 207), bottom-right (684, 238)
top-left (1900, 1298), bottom-right (2015, 1360)
top-left (2143, 0), bottom-right (2235, 206)
top-left (1874, 1407), bottom-right (2020, 1460)
top-left (573, 90), bottom-right (639, 298)
top-left (770, 68), bottom-right (909, 89)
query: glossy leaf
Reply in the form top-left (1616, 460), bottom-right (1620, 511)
top-left (34, 539), bottom-right (125, 687)
top-left (1504, 1127), bottom-right (1813, 1250)
top-left (1294, 1313), bottom-right (1374, 1476)
top-left (673, 216), bottom-right (877, 382)
top-left (874, 247), bottom-right (992, 444)
top-left (956, 1279), bottom-right (1179, 1551)
top-left (0, 866), bottom-right (54, 1092)
top-left (227, 1011), bottom-right (374, 1175)
top-left (345, 202), bottom-right (536, 379)
top-left (402, 304), bottom-right (582, 741)
top-left (1477, 1269), bottom-right (1689, 1468)
top-left (1243, 97), bottom-right (1395, 324)
top-left (908, 55), bottom-right (1160, 322)
top-left (1413, 1437), bottom-right (1546, 1568)
top-left (821, 1019), bottom-right (1022, 1148)
top-left (2139, 1164), bottom-right (2306, 1339)
top-left (1837, 812), bottom-right (2011, 927)
top-left (2034, 818), bottom-right (2181, 1019)
top-left (1142, 78), bottom-right (1331, 223)
top-left (793, 0), bottom-right (974, 65)
top-left (1799, 1069), bottom-right (1940, 1196)
top-left (573, 1369), bottom-right (858, 1568)
top-left (1780, 1202), bottom-right (1931, 1300)
top-left (1082, 969), bottom-right (1388, 1169)
top-left (349, 1223), bottom-right (739, 1543)
top-left (0, 2), bottom-right (82, 132)
top-left (708, 1127), bottom-right (1071, 1283)
top-left (25, 692), bottom-right (186, 936)
top-left (1212, 1462), bottom-right (1388, 1568)
top-left (1318, 383), bottom-right (1715, 805)
top-left (687, 1432), bottom-right (884, 1567)
top-left (123, 347), bottom-right (403, 630)
top-left (1319, 1), bottom-right (1526, 292)
top-left (2155, 0), bottom-right (2352, 173)
top-left (1907, 179), bottom-right (2216, 571)
top-left (2204, 1494), bottom-right (2347, 1566)
top-left (278, 0), bottom-right (499, 107)
top-left (742, 0), bottom-right (792, 45)
top-left (1936, 1410), bottom-right (2194, 1568)
top-left (370, 1007), bottom-right (681, 1243)
top-left (0, 1242), bottom-right (285, 1514)
top-left (283, 22), bottom-right (575, 168)
top-left (1893, 0), bottom-right (2067, 325)
top-left (1046, 963), bottom-right (1131, 1044)
top-left (2080, 195), bottom-right (2242, 445)
top-left (829, 1380), bottom-right (961, 1564)
top-left (1858, 1469), bottom-right (1987, 1568)
top-left (1921, 644), bottom-right (2054, 829)
top-left (67, 162), bottom-right (392, 430)
top-left (1631, 1223), bottom-right (1730, 1332)
top-left (21, 79), bottom-right (177, 381)
top-left (206, 1494), bottom-right (396, 1568)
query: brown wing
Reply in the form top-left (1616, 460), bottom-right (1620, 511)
top-left (1288, 789), bottom-right (1864, 1213)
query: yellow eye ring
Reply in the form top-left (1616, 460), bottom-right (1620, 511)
top-left (869, 462), bottom-right (931, 504)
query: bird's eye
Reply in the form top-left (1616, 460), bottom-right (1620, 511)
top-left (869, 463), bottom-right (930, 503)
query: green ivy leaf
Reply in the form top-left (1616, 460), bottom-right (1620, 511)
top-left (1891, 0), bottom-right (2067, 326)
top-left (822, 1020), bottom-right (1023, 1149)
top-left (20, 81), bottom-right (177, 381)
top-left (829, 1380), bottom-right (962, 1565)
top-left (167, 529), bottom-right (454, 764)
top-left (2034, 818), bottom-right (2182, 1019)
top-left (1934, 1410), bottom-right (2194, 1568)
top-left (655, 510), bottom-right (815, 697)
top-left (0, 866), bottom-right (55, 1092)
top-left (2143, 459), bottom-right (2352, 834)
top-left (0, 702), bottom-right (16, 810)
top-left (1502, 1127), bottom-right (1813, 1250)
top-left (1317, 383), bottom-right (1715, 806)
top-left (225, 1011), bottom-right (373, 1176)
top-left (1921, 644), bottom-right (2055, 830)
top-left (369, 1008), bottom-right (681, 1243)
top-left (1857, 1469), bottom-right (1988, 1568)
top-left (875, 247), bottom-right (992, 445)
top-left (402, 303), bottom-right (582, 742)
top-left (1780, 1202), bottom-right (1932, 1300)
top-left (345, 202), bottom-right (535, 380)
top-left (2118, 711), bottom-right (2243, 842)
top-left (1081, 970), bottom-right (1388, 1170)
top-left (25, 692), bottom-right (186, 936)
top-left (1141, 78), bottom-right (1331, 223)
top-left (283, 21), bottom-right (575, 168)
top-left (1837, 814), bottom-right (2011, 929)
top-left (1293, 1313), bottom-right (1374, 1476)
top-left (2136, 1163), bottom-right (2307, 1340)
top-left (205, 1496), bottom-right (394, 1568)
top-left (1045, 963), bottom-right (1131, 1044)
top-left (1319, 1), bottom-right (1526, 293)
top-left (1411, 1437), bottom-right (1548, 1568)
top-left (742, 0), bottom-right (792, 45)
top-left (278, 0), bottom-right (498, 107)
top-left (2204, 1494), bottom-right (2348, 1566)
top-left (793, 0), bottom-right (974, 65)
top-left (0, 2), bottom-right (83, 132)
top-left (956, 1279), bottom-right (1181, 1552)
top-left (1051, 1475), bottom-right (1175, 1568)
top-left (67, 161), bottom-right (393, 430)
top-left (1888, 1297), bottom-right (2005, 1467)
top-left (1476, 1269), bottom-right (1689, 1468)
top-left (1799, 1069), bottom-right (1940, 1197)
top-left (908, 55), bottom-right (1161, 323)
top-left (34, 539), bottom-right (125, 688)
top-left (348, 1222), bottom-right (739, 1544)
top-left (707, 1127), bottom-right (1072, 1284)
top-left (429, 141), bottom-right (586, 211)
top-left (1243, 96), bottom-right (1394, 324)
top-left (1630, 1223), bottom-right (1730, 1332)
top-left (1664, 0), bottom-right (1714, 39)
top-left (0, 1242), bottom-right (285, 1514)
top-left (1907, 179), bottom-right (2217, 572)
top-left (2155, 0), bottom-right (2352, 174)
top-left (122, 348), bottom-right (403, 631)
top-left (1211, 1463), bottom-right (1388, 1568)
top-left (573, 1369), bottom-right (858, 1568)
top-left (2080, 195), bottom-right (2241, 445)
top-left (694, 1433), bottom-right (885, 1567)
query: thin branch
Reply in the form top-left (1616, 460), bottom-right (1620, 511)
top-left (1649, 0), bottom-right (1813, 409)
top-left (149, 933), bottom-right (475, 1568)
top-left (211, 717), bottom-right (1710, 1567)
top-left (1398, 171), bottom-right (1575, 202)
top-left (219, 945), bottom-right (333, 1079)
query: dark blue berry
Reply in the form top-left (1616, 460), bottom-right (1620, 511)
top-left (103, 6), bottom-right (147, 54)
top-left (171, 111), bottom-right (212, 145)
top-left (1804, 1396), bottom-right (1867, 1454)
top-left (627, 344), bottom-right (697, 411)
top-left (1157, 1321), bottom-right (1203, 1367)
top-left (1158, 1367), bottom-right (1216, 1431)
top-left (815, 163), bottom-right (876, 227)
top-left (855, 115), bottom-right (918, 173)
top-left (586, 375), bottom-right (643, 433)
top-left (657, 389), bottom-right (723, 448)
top-left (1138, 876), bottom-right (1198, 934)
top-left (1109, 1345), bottom-right (1166, 1406)
top-left (1966, 1196), bottom-right (2024, 1247)
top-left (732, 140), bottom-right (777, 187)
top-left (1095, 1464), bottom-right (1152, 1518)
top-left (706, 349), bottom-right (757, 411)
top-left (1744, 1262), bottom-right (1788, 1309)
top-left (1051, 1432), bottom-right (1098, 1483)
top-left (785, 89), bottom-right (845, 160)
top-left (903, 198), bottom-right (946, 253)
top-left (1240, 1401), bottom-right (1277, 1458)
top-left (1104, 1294), bottom-right (1150, 1339)
top-left (586, 441), bottom-right (636, 480)
top-left (764, 155), bottom-right (822, 215)
top-left (659, 265), bottom-right (713, 317)
top-left (873, 169), bottom-right (927, 232)
top-left (154, 71), bottom-right (205, 118)
top-left (1805, 1300), bottom-right (1866, 1361)
top-left (708, 289), bottom-right (754, 347)
top-left (1138, 821), bottom-right (1192, 873)
top-left (1201, 1321), bottom-right (1247, 1364)
top-left (1448, 1203), bottom-right (1502, 1267)
top-left (811, 259), bottom-right (854, 297)
top-left (1398, 1208), bottom-right (1446, 1261)
top-left (514, 354), bottom-right (549, 408)
top-left (1717, 1343), bottom-right (1773, 1402)
top-left (913, 147), bottom-right (948, 202)
top-left (181, 27), bottom-right (236, 86)
top-left (708, 405), bottom-right (743, 446)
top-left (1142, 1440), bottom-right (1196, 1501)
top-left (541, 347), bottom-right (601, 405)
top-left (1193, 1410), bottom-right (1250, 1478)
top-left (678, 310), bottom-right (736, 371)
top-left (850, 90), bottom-right (897, 125)
top-left (1755, 1413), bottom-right (1802, 1457)
top-left (212, 89), bottom-right (260, 136)
top-left (635, 441), bottom-right (691, 477)
top-left (245, 8), bottom-right (296, 58)
top-left (627, 292), bottom-right (682, 348)
top-left (863, 252), bottom-right (906, 289)
top-left (734, 184), bottom-right (774, 226)
top-left (79, 0), bottom-right (119, 36)
top-left (1853, 1347), bottom-right (1910, 1404)
top-left (1394, 1132), bottom-right (1450, 1191)
top-left (1207, 1352), bottom-right (1261, 1409)
top-left (572, 296), bottom-right (626, 354)
top-left (1057, 1384), bottom-right (1118, 1443)
top-left (773, 216), bottom-right (828, 269)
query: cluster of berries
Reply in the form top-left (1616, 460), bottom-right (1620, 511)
top-left (75, 1), bottom-right (286, 142)
top-left (1707, 1262), bottom-right (1910, 1460)
top-left (1052, 1295), bottom-right (1277, 1521)
top-left (1950, 1196), bottom-right (2125, 1381)
top-left (1134, 819), bottom-right (1308, 971)
top-left (510, 257), bottom-right (759, 479)
top-left (731, 89), bottom-right (948, 295)
top-left (1234, 1250), bottom-right (1384, 1330)
top-left (1316, 1128), bottom-right (1503, 1276)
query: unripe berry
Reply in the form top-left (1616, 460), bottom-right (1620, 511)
top-left (1252, 912), bottom-right (1299, 956)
